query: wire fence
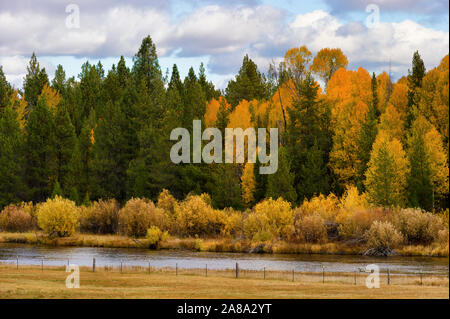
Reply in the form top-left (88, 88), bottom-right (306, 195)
top-left (1, 257), bottom-right (448, 287)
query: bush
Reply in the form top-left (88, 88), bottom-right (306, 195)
top-left (243, 198), bottom-right (294, 242)
top-left (0, 205), bottom-right (34, 232)
top-left (297, 193), bottom-right (340, 222)
top-left (157, 189), bottom-right (178, 233)
top-left (37, 196), bottom-right (79, 237)
top-left (79, 199), bottom-right (120, 234)
top-left (339, 185), bottom-right (370, 211)
top-left (390, 208), bottom-right (445, 244)
top-left (146, 226), bottom-right (169, 248)
top-left (221, 208), bottom-right (244, 238)
top-left (365, 221), bottom-right (403, 251)
top-left (174, 194), bottom-right (226, 237)
top-left (118, 198), bottom-right (166, 238)
top-left (336, 208), bottom-right (389, 240)
top-left (437, 228), bottom-right (449, 245)
top-left (295, 214), bottom-right (327, 243)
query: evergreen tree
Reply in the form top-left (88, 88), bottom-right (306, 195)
top-left (51, 64), bottom-right (67, 94)
top-left (51, 181), bottom-right (63, 198)
top-left (266, 147), bottom-right (297, 204)
top-left (132, 35), bottom-right (162, 93)
top-left (0, 106), bottom-right (24, 208)
top-left (91, 101), bottom-right (129, 201)
top-left (406, 51), bottom-right (426, 127)
top-left (287, 73), bottom-right (332, 201)
top-left (225, 54), bottom-right (269, 109)
top-left (0, 66), bottom-right (12, 111)
top-left (298, 140), bottom-right (329, 201)
top-left (182, 67), bottom-right (206, 130)
top-left (198, 62), bottom-right (220, 101)
top-left (24, 96), bottom-right (57, 202)
top-left (54, 105), bottom-right (76, 193)
top-left (209, 164), bottom-right (243, 210)
top-left (23, 53), bottom-right (49, 108)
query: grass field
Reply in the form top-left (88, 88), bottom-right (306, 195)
top-left (0, 264), bottom-right (448, 299)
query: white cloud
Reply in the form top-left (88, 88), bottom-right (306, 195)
top-left (0, 3), bottom-right (448, 88)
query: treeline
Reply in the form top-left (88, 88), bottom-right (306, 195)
top-left (0, 36), bottom-right (448, 212)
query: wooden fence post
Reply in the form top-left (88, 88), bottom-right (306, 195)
top-left (264, 267), bottom-right (266, 280)
top-left (292, 269), bottom-right (294, 282)
top-left (387, 269), bottom-right (390, 285)
top-left (41, 259), bottom-right (43, 272)
top-left (16, 256), bottom-right (18, 269)
top-left (93, 258), bottom-right (96, 272)
top-left (236, 263), bottom-right (239, 279)
top-left (322, 266), bottom-right (325, 284)
top-left (205, 264), bottom-right (208, 277)
top-left (148, 262), bottom-right (151, 274)
top-left (176, 263), bottom-right (178, 276)
top-left (420, 270), bottom-right (423, 285)
top-left (120, 261), bottom-right (123, 274)
top-left (354, 269), bottom-right (356, 285)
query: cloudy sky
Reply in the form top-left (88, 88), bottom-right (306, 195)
top-left (0, 0), bottom-right (448, 89)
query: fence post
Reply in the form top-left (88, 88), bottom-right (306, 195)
top-left (387, 268), bottom-right (390, 285)
top-left (236, 263), bottom-right (239, 279)
top-left (176, 263), bottom-right (178, 276)
top-left (292, 269), bottom-right (294, 282)
top-left (148, 262), bottom-right (151, 274)
top-left (354, 269), bottom-right (356, 285)
top-left (120, 261), bottom-right (123, 274)
top-left (205, 264), bottom-right (208, 277)
top-left (16, 256), bottom-right (18, 269)
top-left (93, 258), bottom-right (96, 272)
top-left (419, 269), bottom-right (423, 285)
top-left (322, 266), bottom-right (325, 284)
top-left (264, 267), bottom-right (266, 280)
top-left (41, 259), bottom-right (43, 272)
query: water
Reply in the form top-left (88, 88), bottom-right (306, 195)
top-left (0, 243), bottom-right (448, 275)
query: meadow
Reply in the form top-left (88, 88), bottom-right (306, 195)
top-left (0, 264), bottom-right (447, 299)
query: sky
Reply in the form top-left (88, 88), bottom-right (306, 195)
top-left (0, 0), bottom-right (448, 90)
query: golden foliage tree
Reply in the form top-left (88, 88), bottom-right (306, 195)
top-left (365, 131), bottom-right (410, 207)
top-left (310, 48), bottom-right (348, 87)
top-left (241, 162), bottom-right (256, 207)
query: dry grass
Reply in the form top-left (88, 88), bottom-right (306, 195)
top-left (0, 264), bottom-right (447, 299)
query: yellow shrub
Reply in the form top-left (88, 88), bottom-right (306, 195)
top-left (156, 189), bottom-right (179, 233)
top-left (118, 198), bottom-right (166, 238)
top-left (37, 196), bottom-right (79, 237)
top-left (157, 189), bottom-right (178, 215)
top-left (390, 208), bottom-right (445, 244)
top-left (146, 226), bottom-right (169, 248)
top-left (0, 205), bottom-right (34, 232)
top-left (221, 208), bottom-right (244, 238)
top-left (295, 214), bottom-right (327, 243)
top-left (243, 198), bottom-right (294, 242)
top-left (79, 199), bottom-right (120, 234)
top-left (336, 208), bottom-right (389, 240)
top-left (174, 194), bottom-right (226, 237)
top-left (365, 221), bottom-right (404, 251)
top-left (339, 185), bottom-right (370, 211)
top-left (298, 193), bottom-right (340, 222)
